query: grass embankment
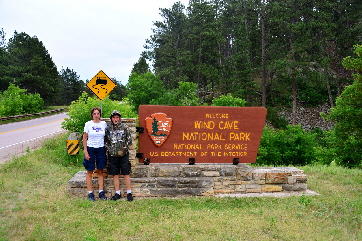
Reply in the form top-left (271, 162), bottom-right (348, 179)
top-left (0, 134), bottom-right (361, 241)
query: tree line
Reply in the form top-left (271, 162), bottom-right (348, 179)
top-left (0, 30), bottom-right (126, 106)
top-left (1, 0), bottom-right (360, 110)
top-left (140, 0), bottom-right (361, 122)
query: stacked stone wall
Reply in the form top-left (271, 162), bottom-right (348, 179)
top-left (68, 118), bottom-right (308, 198)
top-left (69, 164), bottom-right (307, 198)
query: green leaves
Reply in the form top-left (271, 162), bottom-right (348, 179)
top-left (143, 0), bottom-right (361, 107)
top-left (2, 31), bottom-right (60, 105)
top-left (326, 45), bottom-right (362, 167)
top-left (60, 67), bottom-right (84, 105)
top-left (211, 93), bottom-right (247, 107)
top-left (150, 81), bottom-right (201, 106)
top-left (257, 125), bottom-right (317, 166)
top-left (61, 92), bottom-right (137, 133)
top-left (0, 83), bottom-right (44, 116)
top-left (342, 44), bottom-right (362, 75)
top-left (126, 72), bottom-right (164, 111)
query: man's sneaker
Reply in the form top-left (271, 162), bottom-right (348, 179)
top-left (110, 193), bottom-right (121, 201)
top-left (88, 193), bottom-right (96, 201)
top-left (99, 191), bottom-right (107, 200)
top-left (127, 193), bottom-right (133, 201)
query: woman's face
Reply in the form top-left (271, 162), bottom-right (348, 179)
top-left (92, 110), bottom-right (101, 120)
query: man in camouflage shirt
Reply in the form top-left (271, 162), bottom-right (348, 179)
top-left (105, 110), bottom-right (133, 201)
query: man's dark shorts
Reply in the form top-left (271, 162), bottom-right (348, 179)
top-left (83, 146), bottom-right (107, 171)
top-left (107, 153), bottom-right (131, 175)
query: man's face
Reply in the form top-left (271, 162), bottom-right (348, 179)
top-left (111, 115), bottom-right (120, 124)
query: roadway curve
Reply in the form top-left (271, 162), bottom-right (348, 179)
top-left (0, 113), bottom-right (69, 164)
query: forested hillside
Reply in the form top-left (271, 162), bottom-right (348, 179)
top-left (140, 0), bottom-right (361, 117)
top-left (1, 0), bottom-right (361, 112)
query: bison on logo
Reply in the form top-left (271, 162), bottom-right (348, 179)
top-left (145, 113), bottom-right (172, 147)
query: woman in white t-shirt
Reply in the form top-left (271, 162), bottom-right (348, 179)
top-left (83, 107), bottom-right (107, 201)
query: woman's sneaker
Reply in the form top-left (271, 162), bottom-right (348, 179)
top-left (110, 193), bottom-right (121, 201)
top-left (99, 191), bottom-right (107, 200)
top-left (88, 193), bottom-right (96, 201)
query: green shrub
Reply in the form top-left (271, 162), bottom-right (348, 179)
top-left (266, 107), bottom-right (288, 129)
top-left (22, 93), bottom-right (44, 113)
top-left (0, 83), bottom-right (44, 116)
top-left (211, 93), bottom-right (247, 107)
top-left (126, 72), bottom-right (164, 111)
top-left (0, 88), bottom-right (23, 116)
top-left (256, 125), bottom-right (317, 166)
top-left (150, 81), bottom-right (201, 106)
top-left (61, 92), bottom-right (137, 133)
top-left (309, 128), bottom-right (336, 165)
top-left (326, 44), bottom-right (362, 168)
top-left (326, 128), bottom-right (361, 168)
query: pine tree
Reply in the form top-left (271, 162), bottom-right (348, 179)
top-left (151, 117), bottom-right (159, 136)
top-left (6, 31), bottom-right (60, 105)
top-left (60, 67), bottom-right (84, 105)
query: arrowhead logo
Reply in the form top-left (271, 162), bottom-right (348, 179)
top-left (145, 113), bottom-right (172, 147)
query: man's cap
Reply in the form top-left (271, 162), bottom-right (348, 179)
top-left (110, 110), bottom-right (121, 119)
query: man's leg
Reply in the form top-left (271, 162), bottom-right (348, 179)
top-left (124, 175), bottom-right (133, 201)
top-left (124, 175), bottom-right (132, 191)
top-left (113, 175), bottom-right (120, 192)
top-left (110, 175), bottom-right (121, 200)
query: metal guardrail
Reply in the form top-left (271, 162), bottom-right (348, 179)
top-left (0, 108), bottom-right (65, 121)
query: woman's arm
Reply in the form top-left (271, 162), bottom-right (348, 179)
top-left (83, 132), bottom-right (90, 160)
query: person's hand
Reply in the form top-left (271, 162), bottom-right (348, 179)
top-left (84, 153), bottom-right (90, 161)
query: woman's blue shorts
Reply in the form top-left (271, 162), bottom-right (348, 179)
top-left (83, 146), bottom-right (107, 171)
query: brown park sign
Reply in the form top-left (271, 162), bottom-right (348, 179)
top-left (138, 105), bottom-right (267, 164)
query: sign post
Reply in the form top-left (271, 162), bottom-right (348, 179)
top-left (67, 70), bottom-right (116, 155)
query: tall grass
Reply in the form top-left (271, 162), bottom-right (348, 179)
top-left (0, 134), bottom-right (361, 241)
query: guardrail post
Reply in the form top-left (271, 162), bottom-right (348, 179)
top-left (66, 132), bottom-right (81, 155)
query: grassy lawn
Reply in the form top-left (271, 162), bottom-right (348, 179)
top-left (0, 134), bottom-right (361, 241)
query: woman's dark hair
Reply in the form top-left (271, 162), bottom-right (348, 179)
top-left (90, 107), bottom-right (102, 118)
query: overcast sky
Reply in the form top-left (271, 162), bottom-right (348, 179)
top-left (1, 0), bottom-right (189, 85)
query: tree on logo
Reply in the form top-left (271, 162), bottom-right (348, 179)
top-left (151, 117), bottom-right (167, 136)
top-left (151, 117), bottom-right (159, 136)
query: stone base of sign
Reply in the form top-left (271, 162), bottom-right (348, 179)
top-left (68, 163), bottom-right (308, 199)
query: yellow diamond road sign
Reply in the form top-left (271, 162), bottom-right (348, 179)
top-left (87, 70), bottom-right (116, 100)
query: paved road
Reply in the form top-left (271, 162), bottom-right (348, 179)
top-left (0, 113), bottom-right (68, 164)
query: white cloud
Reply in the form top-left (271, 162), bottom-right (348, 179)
top-left (1, 0), bottom-right (189, 85)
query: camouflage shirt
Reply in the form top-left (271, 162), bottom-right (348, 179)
top-left (104, 122), bottom-right (132, 157)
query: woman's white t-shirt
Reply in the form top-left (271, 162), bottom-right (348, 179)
top-left (83, 120), bottom-right (107, 148)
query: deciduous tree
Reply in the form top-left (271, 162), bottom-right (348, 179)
top-left (327, 45), bottom-right (362, 167)
top-left (126, 72), bottom-right (164, 111)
